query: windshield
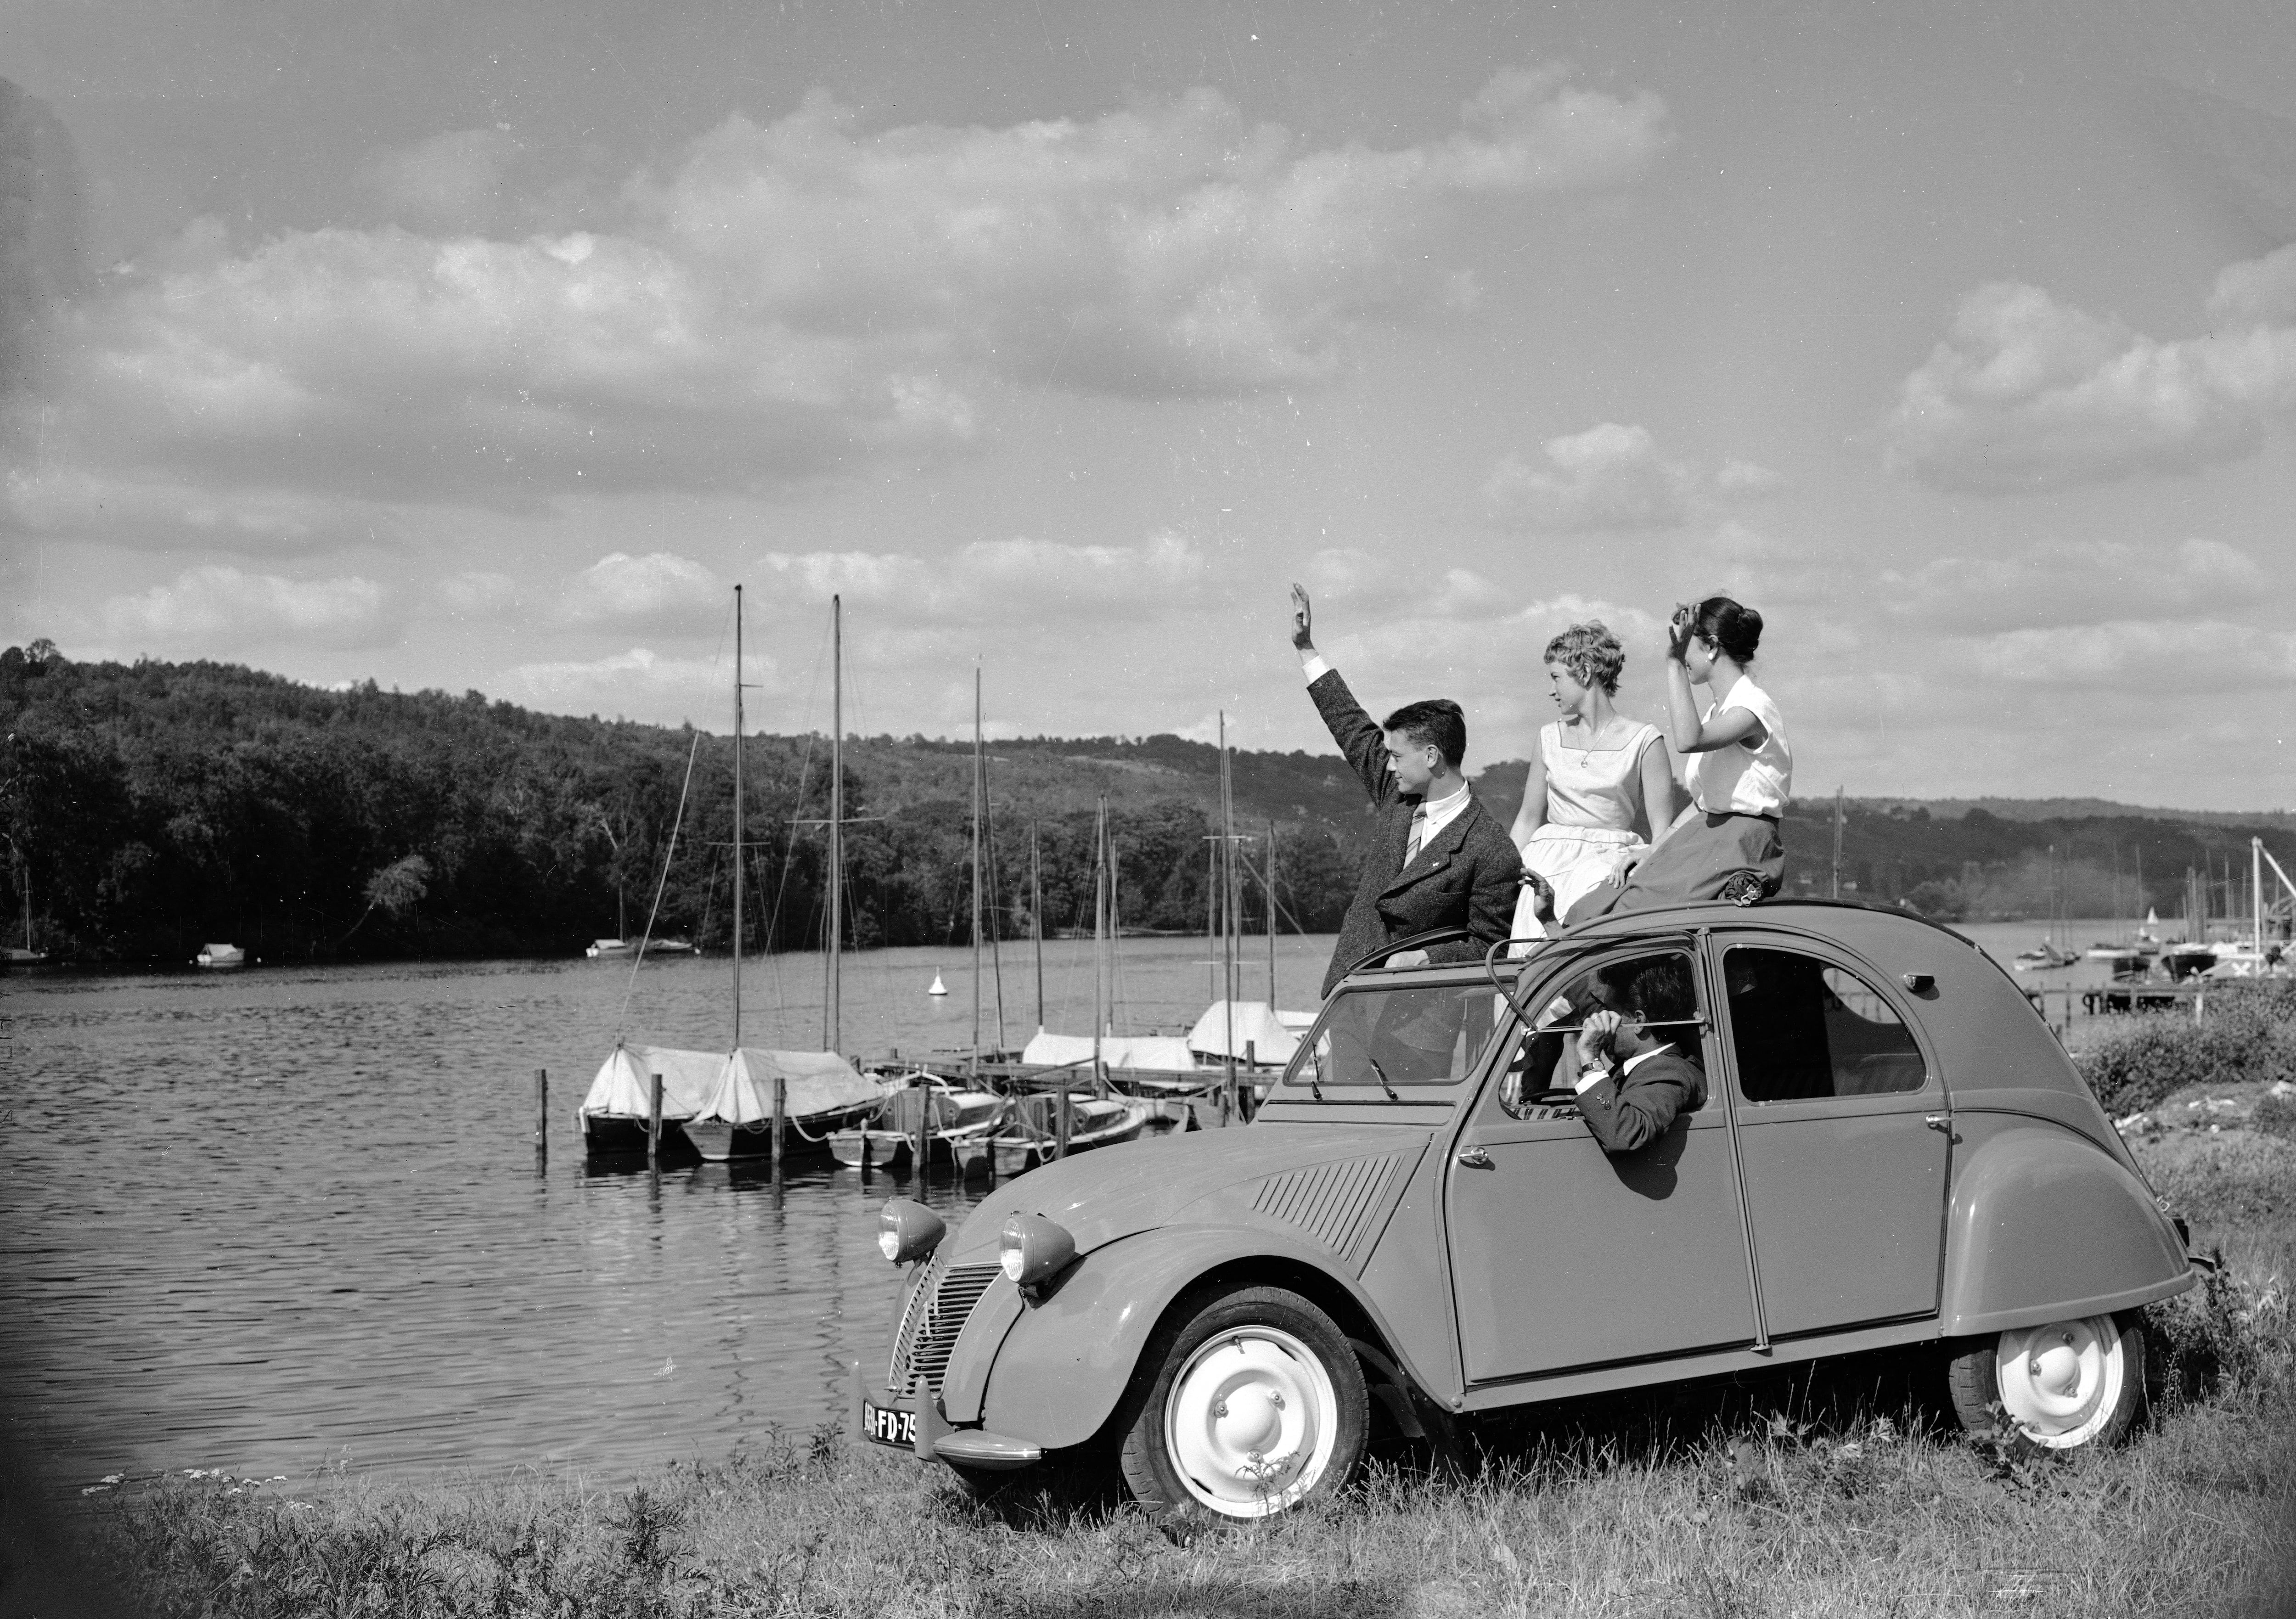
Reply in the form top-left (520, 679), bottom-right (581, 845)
top-left (1287, 979), bottom-right (1514, 1091)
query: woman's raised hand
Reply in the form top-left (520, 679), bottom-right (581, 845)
top-left (1666, 603), bottom-right (1697, 663)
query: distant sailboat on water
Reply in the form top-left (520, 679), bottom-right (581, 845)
top-left (928, 973), bottom-right (948, 997)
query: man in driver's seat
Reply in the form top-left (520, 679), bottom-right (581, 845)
top-left (1570, 956), bottom-right (1706, 1153)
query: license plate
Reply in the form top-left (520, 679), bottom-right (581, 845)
top-left (861, 1398), bottom-right (917, 1449)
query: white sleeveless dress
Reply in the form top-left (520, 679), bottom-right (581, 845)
top-left (1510, 720), bottom-right (1660, 940)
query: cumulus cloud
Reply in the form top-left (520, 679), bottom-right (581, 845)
top-left (510, 645), bottom-right (777, 720)
top-left (359, 127), bottom-right (527, 234)
top-left (561, 550), bottom-right (722, 627)
top-left (1884, 247), bottom-right (2296, 491)
top-left (751, 532), bottom-right (1215, 619)
top-left (438, 570), bottom-right (518, 615)
top-left (96, 565), bottom-right (391, 650)
top-left (1880, 537), bottom-right (2272, 633)
top-left (20, 64), bottom-right (1667, 525)
top-left (1964, 616), bottom-right (2296, 690)
top-left (1485, 423), bottom-right (1778, 530)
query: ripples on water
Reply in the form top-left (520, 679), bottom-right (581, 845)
top-left (0, 922), bottom-right (2100, 1497)
top-left (0, 936), bottom-right (1331, 1496)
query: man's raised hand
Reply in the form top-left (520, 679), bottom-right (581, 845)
top-left (1289, 583), bottom-right (1315, 652)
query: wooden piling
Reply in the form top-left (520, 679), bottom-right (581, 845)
top-left (533, 1068), bottom-right (548, 1153)
top-left (1055, 1087), bottom-right (1071, 1160)
top-left (771, 1070), bottom-right (785, 1175)
top-left (647, 1072), bottom-right (664, 1164)
top-left (1241, 1041), bottom-right (1255, 1125)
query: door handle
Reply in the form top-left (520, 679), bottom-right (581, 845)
top-left (1456, 1146), bottom-right (1495, 1169)
top-left (1925, 1114), bottom-right (1952, 1133)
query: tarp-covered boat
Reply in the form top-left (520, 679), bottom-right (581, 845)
top-left (1018, 1030), bottom-right (1198, 1072)
top-left (1184, 1000), bottom-right (1314, 1066)
top-left (681, 1047), bottom-right (889, 1162)
top-left (579, 1043), bottom-right (729, 1158)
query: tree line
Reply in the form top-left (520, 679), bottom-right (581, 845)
top-left (0, 647), bottom-right (1362, 963)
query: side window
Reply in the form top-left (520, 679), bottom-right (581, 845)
top-left (1723, 948), bottom-right (1925, 1103)
top-left (1501, 950), bottom-right (1704, 1114)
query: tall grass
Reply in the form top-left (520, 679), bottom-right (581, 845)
top-left (45, 1124), bottom-right (2296, 1619)
top-left (2076, 981), bottom-right (2296, 1113)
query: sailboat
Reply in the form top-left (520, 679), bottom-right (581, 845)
top-left (582, 588), bottom-right (886, 1163)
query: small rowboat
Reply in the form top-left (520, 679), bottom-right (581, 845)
top-left (990, 1092), bottom-right (1151, 1179)
top-left (830, 1079), bottom-right (1008, 1177)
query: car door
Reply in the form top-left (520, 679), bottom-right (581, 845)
top-left (1710, 933), bottom-right (1950, 1338)
top-left (1445, 943), bottom-right (1759, 1385)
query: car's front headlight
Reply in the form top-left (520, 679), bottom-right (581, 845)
top-left (878, 1198), bottom-right (945, 1265)
top-left (999, 1212), bottom-right (1076, 1289)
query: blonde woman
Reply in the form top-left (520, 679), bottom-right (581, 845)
top-left (1508, 622), bottom-right (1675, 940)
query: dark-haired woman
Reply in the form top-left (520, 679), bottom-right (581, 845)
top-left (1566, 596), bottom-right (1791, 920)
top-left (1507, 621), bottom-right (1674, 941)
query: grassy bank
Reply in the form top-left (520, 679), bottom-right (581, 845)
top-left (48, 1114), bottom-right (2296, 1618)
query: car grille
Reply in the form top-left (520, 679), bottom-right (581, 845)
top-left (889, 1258), bottom-right (1001, 1396)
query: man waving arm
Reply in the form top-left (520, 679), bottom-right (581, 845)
top-left (1291, 583), bottom-right (1398, 807)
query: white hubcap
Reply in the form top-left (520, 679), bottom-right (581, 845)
top-left (1164, 1327), bottom-right (1338, 1517)
top-left (1995, 1315), bottom-right (2124, 1448)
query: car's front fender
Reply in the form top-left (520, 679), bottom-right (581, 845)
top-left (1941, 1113), bottom-right (2194, 1336)
top-left (972, 1225), bottom-right (1393, 1450)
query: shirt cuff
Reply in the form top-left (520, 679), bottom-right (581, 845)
top-left (1301, 653), bottom-right (1331, 684)
top-left (1573, 1068), bottom-right (1609, 1095)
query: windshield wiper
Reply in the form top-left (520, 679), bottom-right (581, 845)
top-left (1363, 1054), bottom-right (1402, 1102)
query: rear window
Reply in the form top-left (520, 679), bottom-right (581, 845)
top-left (1294, 980), bottom-right (1508, 1089)
top-left (1723, 947), bottom-right (1926, 1102)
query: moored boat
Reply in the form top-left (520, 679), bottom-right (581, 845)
top-left (578, 1042), bottom-right (723, 1158)
top-left (681, 1048), bottom-right (891, 1162)
top-left (829, 1079), bottom-right (1008, 1176)
top-left (989, 1091), bottom-right (1150, 1178)
top-left (194, 943), bottom-right (246, 970)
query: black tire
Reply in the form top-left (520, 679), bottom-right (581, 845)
top-left (1117, 1285), bottom-right (1368, 1526)
top-left (1947, 1311), bottom-right (2145, 1458)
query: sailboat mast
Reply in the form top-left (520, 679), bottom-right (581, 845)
top-left (1093, 797), bottom-right (1109, 1085)
top-left (1220, 712), bottom-right (1237, 1085)
top-left (1030, 822), bottom-right (1045, 1032)
top-left (971, 667), bottom-right (983, 1073)
top-left (732, 584), bottom-right (744, 1051)
top-left (828, 595), bottom-right (843, 1053)
top-left (1266, 818), bottom-right (1277, 1006)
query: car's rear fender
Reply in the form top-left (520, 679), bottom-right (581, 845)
top-left (1941, 1112), bottom-right (2195, 1337)
top-left (974, 1225), bottom-right (1425, 1450)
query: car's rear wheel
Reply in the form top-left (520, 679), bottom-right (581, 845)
top-left (1118, 1285), bottom-right (1367, 1524)
top-left (1947, 1312), bottom-right (2145, 1456)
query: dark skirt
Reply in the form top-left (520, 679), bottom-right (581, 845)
top-left (1562, 811), bottom-right (1784, 923)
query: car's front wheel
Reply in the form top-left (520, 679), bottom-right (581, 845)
top-left (1947, 1312), bottom-right (2145, 1456)
top-left (1118, 1285), bottom-right (1367, 1523)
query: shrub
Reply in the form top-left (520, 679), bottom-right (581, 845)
top-left (2076, 982), bottom-right (2296, 1113)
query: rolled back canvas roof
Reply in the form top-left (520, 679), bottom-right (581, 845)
top-left (579, 1044), bottom-right (725, 1120)
top-left (690, 1047), bottom-right (886, 1126)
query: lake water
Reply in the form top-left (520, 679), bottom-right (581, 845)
top-left (0, 916), bottom-right (2149, 1499)
top-left (0, 931), bottom-right (1328, 1500)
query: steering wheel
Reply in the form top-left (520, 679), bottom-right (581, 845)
top-left (1519, 1088), bottom-right (1580, 1107)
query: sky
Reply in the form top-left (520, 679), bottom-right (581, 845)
top-left (2, 0), bottom-right (2292, 808)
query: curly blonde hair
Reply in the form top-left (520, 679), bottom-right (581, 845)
top-left (1543, 621), bottom-right (1625, 694)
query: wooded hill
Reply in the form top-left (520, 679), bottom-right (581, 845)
top-left (3, 645), bottom-right (2288, 962)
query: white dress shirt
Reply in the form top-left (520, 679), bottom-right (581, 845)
top-left (1575, 1040), bottom-right (1676, 1094)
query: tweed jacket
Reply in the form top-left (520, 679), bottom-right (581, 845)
top-left (1573, 1049), bottom-right (1706, 1154)
top-left (1309, 669), bottom-right (1522, 998)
